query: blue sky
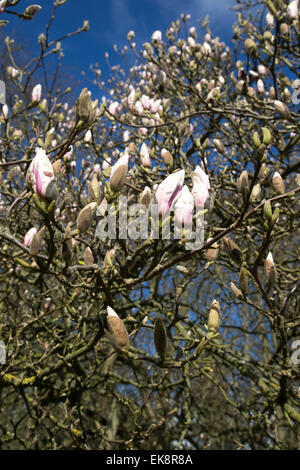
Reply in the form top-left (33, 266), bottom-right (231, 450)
top-left (4, 0), bottom-right (237, 94)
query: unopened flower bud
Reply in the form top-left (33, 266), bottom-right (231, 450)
top-left (84, 247), bottom-right (94, 265)
top-left (244, 38), bottom-right (256, 55)
top-left (208, 299), bottom-right (220, 332)
top-left (230, 282), bottom-right (243, 300)
top-left (253, 131), bottom-right (261, 149)
top-left (52, 159), bottom-right (61, 177)
top-left (272, 171), bottom-right (285, 194)
top-left (154, 317), bottom-right (168, 361)
top-left (280, 23), bottom-right (289, 36)
top-left (274, 100), bottom-right (289, 116)
top-left (238, 267), bottom-right (249, 294)
top-left (205, 238), bottom-right (219, 261)
top-left (223, 236), bottom-right (243, 264)
top-left (104, 248), bottom-right (115, 268)
top-left (263, 200), bottom-right (273, 220)
top-left (24, 4), bottom-right (42, 19)
top-left (76, 202), bottom-right (97, 233)
top-left (262, 127), bottom-right (272, 146)
top-left (106, 306), bottom-right (129, 350)
top-left (140, 186), bottom-right (151, 207)
top-left (77, 88), bottom-right (93, 122)
top-left (109, 153), bottom-right (129, 191)
top-left (213, 139), bottom-right (225, 154)
top-left (237, 170), bottom-right (248, 198)
top-left (161, 148), bottom-right (173, 167)
top-left (265, 252), bottom-right (277, 284)
top-left (30, 226), bottom-right (45, 255)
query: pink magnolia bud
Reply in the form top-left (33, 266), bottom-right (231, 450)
top-left (26, 148), bottom-right (58, 201)
top-left (108, 101), bottom-right (120, 116)
top-left (140, 143), bottom-right (151, 168)
top-left (84, 129), bottom-right (92, 142)
top-left (266, 12), bottom-right (274, 27)
top-left (140, 186), bottom-right (151, 207)
top-left (123, 130), bottom-right (130, 143)
top-left (174, 185), bottom-right (194, 227)
top-left (141, 94), bottom-right (150, 110)
top-left (0, 0), bottom-right (6, 14)
top-left (106, 306), bottom-right (129, 350)
top-left (2, 104), bottom-right (8, 119)
top-left (187, 37), bottom-right (196, 48)
top-left (127, 88), bottom-right (136, 108)
top-left (94, 163), bottom-right (101, 174)
top-left (24, 227), bottom-right (37, 247)
top-left (191, 166), bottom-right (210, 207)
top-left (287, 0), bottom-right (299, 19)
top-left (257, 79), bottom-right (265, 94)
top-left (155, 169), bottom-right (185, 216)
top-left (32, 84), bottom-right (42, 102)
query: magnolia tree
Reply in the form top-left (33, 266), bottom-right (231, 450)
top-left (0, 0), bottom-right (299, 450)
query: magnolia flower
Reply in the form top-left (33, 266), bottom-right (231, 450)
top-left (287, 0), bottom-right (299, 19)
top-left (110, 153), bottom-right (129, 191)
top-left (155, 169), bottom-right (185, 216)
top-left (140, 143), bottom-right (151, 168)
top-left (32, 84), bottom-right (42, 102)
top-left (191, 166), bottom-right (210, 207)
top-left (174, 185), bottom-right (194, 227)
top-left (151, 30), bottom-right (162, 42)
top-left (24, 227), bottom-right (37, 247)
top-left (26, 147), bottom-right (57, 200)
